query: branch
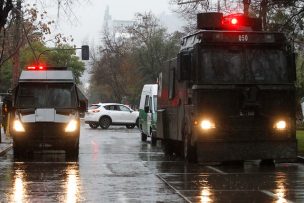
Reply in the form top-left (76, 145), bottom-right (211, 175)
top-left (0, 0), bottom-right (13, 32)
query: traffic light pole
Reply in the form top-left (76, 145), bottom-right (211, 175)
top-left (37, 45), bottom-right (89, 62)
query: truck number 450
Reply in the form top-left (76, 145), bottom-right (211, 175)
top-left (239, 35), bottom-right (248, 42)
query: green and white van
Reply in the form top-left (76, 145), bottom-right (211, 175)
top-left (139, 84), bottom-right (158, 145)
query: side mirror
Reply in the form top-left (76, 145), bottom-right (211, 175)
top-left (144, 106), bottom-right (150, 113)
top-left (79, 100), bottom-right (87, 113)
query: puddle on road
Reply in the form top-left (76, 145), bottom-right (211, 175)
top-left (4, 153), bottom-right (83, 202)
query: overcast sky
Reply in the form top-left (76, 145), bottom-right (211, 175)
top-left (41, 0), bottom-right (178, 47)
top-left (34, 0), bottom-right (182, 87)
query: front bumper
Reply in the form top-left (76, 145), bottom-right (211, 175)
top-left (12, 122), bottom-right (79, 150)
top-left (196, 140), bottom-right (297, 162)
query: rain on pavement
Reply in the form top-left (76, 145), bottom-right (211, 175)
top-left (0, 123), bottom-right (304, 202)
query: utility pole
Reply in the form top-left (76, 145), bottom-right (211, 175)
top-left (12, 0), bottom-right (22, 87)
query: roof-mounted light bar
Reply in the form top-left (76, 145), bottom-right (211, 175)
top-left (25, 66), bottom-right (69, 71)
top-left (26, 66), bottom-right (45, 71)
top-left (197, 12), bottom-right (262, 31)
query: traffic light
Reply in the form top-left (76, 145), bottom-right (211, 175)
top-left (81, 45), bottom-right (90, 60)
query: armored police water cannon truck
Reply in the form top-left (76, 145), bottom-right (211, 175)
top-left (157, 13), bottom-right (297, 163)
top-left (11, 66), bottom-right (87, 159)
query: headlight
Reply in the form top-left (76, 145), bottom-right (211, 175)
top-left (274, 120), bottom-right (287, 130)
top-left (200, 119), bottom-right (216, 130)
top-left (13, 120), bottom-right (25, 132)
top-left (65, 119), bottom-right (78, 133)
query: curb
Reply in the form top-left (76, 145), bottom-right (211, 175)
top-left (0, 144), bottom-right (12, 156)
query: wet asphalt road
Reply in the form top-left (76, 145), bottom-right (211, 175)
top-left (0, 124), bottom-right (304, 202)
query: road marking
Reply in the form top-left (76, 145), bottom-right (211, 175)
top-left (206, 166), bottom-right (226, 174)
top-left (157, 174), bottom-right (192, 203)
top-left (261, 190), bottom-right (294, 203)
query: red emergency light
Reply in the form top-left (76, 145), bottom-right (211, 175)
top-left (26, 66), bottom-right (46, 71)
top-left (197, 13), bottom-right (262, 31)
top-left (231, 18), bottom-right (238, 25)
top-left (222, 14), bottom-right (243, 27)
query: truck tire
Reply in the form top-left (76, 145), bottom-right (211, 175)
top-left (99, 117), bottom-right (111, 129)
top-left (66, 142), bottom-right (79, 161)
top-left (126, 124), bottom-right (135, 129)
top-left (141, 133), bottom-right (147, 142)
top-left (183, 133), bottom-right (197, 162)
top-left (151, 131), bottom-right (157, 146)
top-left (13, 142), bottom-right (32, 159)
top-left (163, 139), bottom-right (174, 156)
top-left (13, 147), bottom-right (22, 158)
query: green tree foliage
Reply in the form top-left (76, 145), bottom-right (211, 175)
top-left (90, 31), bottom-right (140, 103)
top-left (0, 41), bottom-right (85, 90)
top-left (89, 13), bottom-right (181, 105)
top-left (129, 13), bottom-right (183, 83)
top-left (0, 60), bottom-right (12, 92)
top-left (46, 45), bottom-right (85, 84)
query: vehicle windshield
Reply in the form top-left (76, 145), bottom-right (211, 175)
top-left (16, 83), bottom-right (77, 108)
top-left (89, 105), bottom-right (101, 110)
top-left (200, 46), bottom-right (289, 83)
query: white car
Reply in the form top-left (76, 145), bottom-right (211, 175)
top-left (85, 103), bottom-right (139, 129)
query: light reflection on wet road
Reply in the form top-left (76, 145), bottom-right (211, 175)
top-left (0, 124), bottom-right (304, 202)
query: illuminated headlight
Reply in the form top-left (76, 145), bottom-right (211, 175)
top-left (200, 120), bottom-right (216, 130)
top-left (274, 120), bottom-right (287, 130)
top-left (65, 119), bottom-right (78, 132)
top-left (13, 120), bottom-right (25, 132)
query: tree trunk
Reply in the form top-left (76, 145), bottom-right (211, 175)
top-left (260, 0), bottom-right (268, 30)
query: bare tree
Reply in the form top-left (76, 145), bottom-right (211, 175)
top-left (89, 12), bottom-right (181, 104)
top-left (170, 0), bottom-right (304, 31)
top-left (90, 29), bottom-right (140, 103)
top-left (0, 0), bottom-right (81, 67)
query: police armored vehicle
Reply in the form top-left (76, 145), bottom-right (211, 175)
top-left (10, 66), bottom-right (87, 159)
top-left (157, 13), bottom-right (297, 163)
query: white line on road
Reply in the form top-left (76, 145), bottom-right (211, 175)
top-left (206, 166), bottom-right (226, 174)
top-left (261, 190), bottom-right (294, 203)
top-left (157, 174), bottom-right (192, 203)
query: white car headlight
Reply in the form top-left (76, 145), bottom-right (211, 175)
top-left (200, 119), bottom-right (216, 130)
top-left (13, 120), bottom-right (25, 132)
top-left (274, 120), bottom-right (286, 130)
top-left (65, 119), bottom-right (78, 133)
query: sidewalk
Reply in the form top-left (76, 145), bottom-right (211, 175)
top-left (0, 128), bottom-right (12, 156)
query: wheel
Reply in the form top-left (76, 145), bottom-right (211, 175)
top-left (13, 147), bottom-right (22, 158)
top-left (13, 141), bottom-right (22, 158)
top-left (141, 133), bottom-right (147, 142)
top-left (66, 141), bottom-right (79, 161)
top-left (151, 131), bottom-right (157, 146)
top-left (99, 117), bottom-right (111, 129)
top-left (260, 159), bottom-right (275, 167)
top-left (126, 124), bottom-right (135, 129)
top-left (13, 141), bottom-right (32, 159)
top-left (89, 123), bottom-right (99, 129)
top-left (163, 139), bottom-right (174, 156)
top-left (183, 133), bottom-right (197, 162)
